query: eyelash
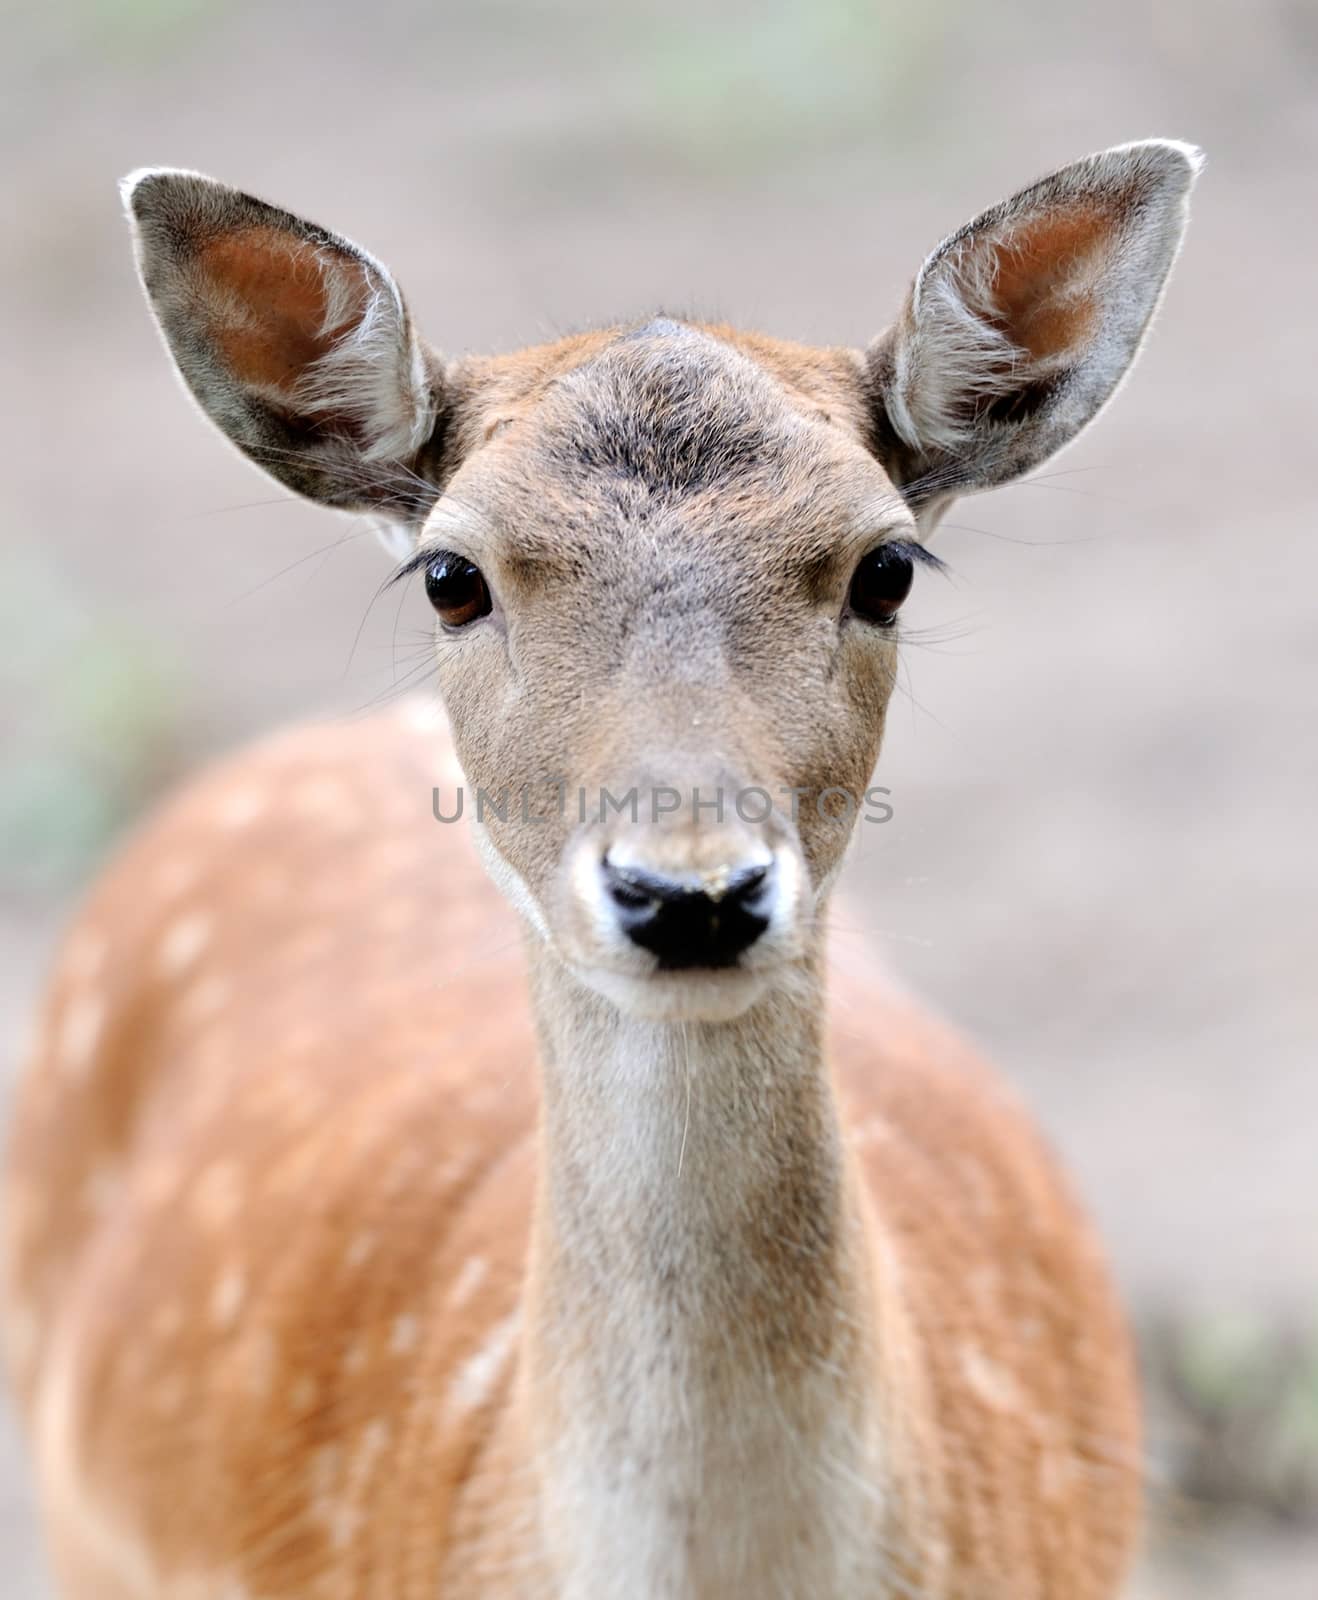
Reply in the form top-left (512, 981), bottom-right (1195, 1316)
top-left (882, 538), bottom-right (945, 573)
top-left (390, 544), bottom-right (451, 587)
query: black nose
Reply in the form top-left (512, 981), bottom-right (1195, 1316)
top-left (602, 857), bottom-right (774, 970)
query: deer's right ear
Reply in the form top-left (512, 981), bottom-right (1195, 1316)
top-left (122, 169), bottom-right (442, 531)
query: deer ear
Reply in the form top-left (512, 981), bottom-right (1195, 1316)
top-left (868, 140), bottom-right (1202, 497)
top-left (122, 169), bottom-right (442, 531)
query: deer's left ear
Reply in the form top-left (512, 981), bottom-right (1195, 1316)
top-left (867, 140), bottom-right (1202, 497)
top-left (123, 168), bottom-right (442, 536)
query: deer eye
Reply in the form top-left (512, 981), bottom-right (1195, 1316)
top-left (847, 542), bottom-right (915, 627)
top-left (424, 552), bottom-right (491, 628)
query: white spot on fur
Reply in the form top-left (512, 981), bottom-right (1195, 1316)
top-left (959, 1343), bottom-right (1024, 1415)
top-left (444, 1313), bottom-right (519, 1423)
top-left (57, 991), bottom-right (105, 1078)
top-left (449, 1256), bottom-right (489, 1309)
top-left (309, 1418), bottom-right (391, 1552)
top-left (345, 1230), bottom-right (377, 1269)
top-left (390, 1314), bottom-right (419, 1356)
top-left (156, 911), bottom-right (213, 978)
top-left (308, 1443), bottom-right (346, 1543)
top-left (210, 1267), bottom-right (246, 1330)
top-left (215, 785), bottom-right (266, 829)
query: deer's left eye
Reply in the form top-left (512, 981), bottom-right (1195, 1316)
top-left (847, 543), bottom-right (915, 627)
top-left (424, 552), bottom-right (491, 628)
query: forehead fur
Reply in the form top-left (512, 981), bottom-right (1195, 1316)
top-left (441, 319), bottom-right (894, 565)
top-left (550, 320), bottom-right (804, 499)
top-left (462, 316), bottom-right (870, 416)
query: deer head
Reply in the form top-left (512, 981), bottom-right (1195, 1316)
top-left (124, 141), bottom-right (1200, 1023)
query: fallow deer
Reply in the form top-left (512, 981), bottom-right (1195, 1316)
top-left (3, 139), bottom-right (1200, 1598)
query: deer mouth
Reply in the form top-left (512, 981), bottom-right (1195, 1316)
top-left (574, 960), bottom-right (774, 1024)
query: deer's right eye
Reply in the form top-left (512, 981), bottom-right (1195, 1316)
top-left (425, 553), bottom-right (491, 628)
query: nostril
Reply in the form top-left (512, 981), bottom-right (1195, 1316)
top-left (724, 864), bottom-right (769, 905)
top-left (600, 856), bottom-right (775, 971)
top-left (602, 867), bottom-right (660, 914)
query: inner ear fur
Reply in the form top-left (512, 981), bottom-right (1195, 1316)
top-left (123, 169), bottom-right (442, 520)
top-left (868, 139), bottom-right (1203, 496)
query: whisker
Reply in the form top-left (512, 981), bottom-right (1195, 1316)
top-left (938, 520), bottom-right (1103, 549)
top-left (225, 521), bottom-right (377, 607)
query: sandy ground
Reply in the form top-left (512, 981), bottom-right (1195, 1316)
top-left (2, 1), bottom-right (1315, 1592)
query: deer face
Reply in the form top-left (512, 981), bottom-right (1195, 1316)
top-left (410, 320), bottom-right (922, 1017)
top-left (125, 142), bottom-right (1199, 1019)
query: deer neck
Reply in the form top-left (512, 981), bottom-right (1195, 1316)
top-left (516, 943), bottom-right (889, 1599)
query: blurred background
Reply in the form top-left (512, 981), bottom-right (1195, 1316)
top-left (1, 0), bottom-right (1315, 1594)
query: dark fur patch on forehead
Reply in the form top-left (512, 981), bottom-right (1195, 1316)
top-left (549, 324), bottom-right (793, 499)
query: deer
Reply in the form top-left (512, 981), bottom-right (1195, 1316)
top-left (2, 139), bottom-right (1199, 1599)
